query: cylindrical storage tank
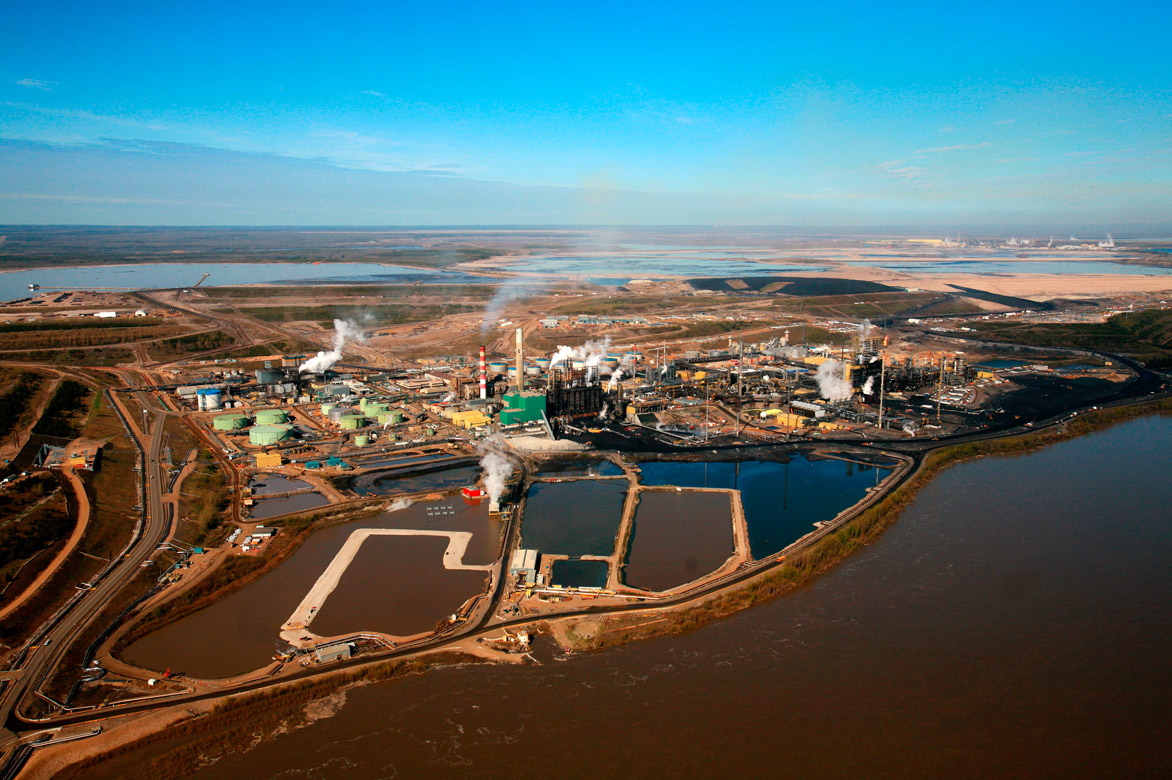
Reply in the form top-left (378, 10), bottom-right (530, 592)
top-left (488, 361), bottom-right (508, 376)
top-left (359, 398), bottom-right (369, 413)
top-left (377, 409), bottom-right (405, 426)
top-left (623, 351), bottom-right (640, 365)
top-left (196, 394), bottom-right (205, 411)
top-left (367, 402), bottom-right (390, 416)
top-left (254, 409), bottom-right (288, 425)
top-left (249, 424), bottom-right (292, 446)
top-left (507, 366), bottom-right (519, 381)
top-left (328, 406), bottom-right (350, 423)
top-left (320, 402), bottom-right (336, 417)
top-left (535, 357), bottom-right (551, 371)
top-left (212, 413), bottom-right (249, 431)
top-left (524, 363), bottom-right (541, 377)
top-left (339, 414), bottom-right (366, 430)
top-left (354, 434), bottom-right (369, 448)
top-left (571, 359), bottom-right (586, 371)
top-left (204, 392), bottom-right (223, 411)
top-left (601, 357), bottom-right (620, 372)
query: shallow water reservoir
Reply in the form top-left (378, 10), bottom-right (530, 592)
top-left (534, 458), bottom-right (624, 478)
top-left (248, 492), bottom-right (330, 519)
top-left (623, 490), bottom-right (734, 592)
top-left (638, 456), bottom-right (884, 558)
top-left (122, 499), bottom-right (500, 678)
top-left (309, 535), bottom-right (488, 638)
top-left (521, 480), bottom-right (627, 556)
top-left (249, 474), bottom-right (312, 495)
top-left (349, 464), bottom-right (480, 496)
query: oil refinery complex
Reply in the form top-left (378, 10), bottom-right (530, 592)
top-left (2, 243), bottom-right (1170, 779)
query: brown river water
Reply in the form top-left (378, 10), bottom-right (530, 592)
top-left (104, 415), bottom-right (1172, 778)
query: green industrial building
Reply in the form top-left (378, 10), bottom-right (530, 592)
top-left (500, 391), bottom-right (547, 425)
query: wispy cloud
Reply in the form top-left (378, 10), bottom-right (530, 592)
top-left (938, 125), bottom-right (957, 133)
top-left (877, 159), bottom-right (924, 180)
top-left (914, 141), bottom-right (991, 155)
top-left (360, 89), bottom-right (386, 98)
top-left (14, 78), bottom-right (56, 91)
top-left (996, 119), bottom-right (1015, 125)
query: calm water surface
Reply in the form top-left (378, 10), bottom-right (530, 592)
top-left (623, 490), bottom-right (734, 591)
top-left (521, 481), bottom-right (628, 556)
top-left (638, 456), bottom-right (884, 558)
top-left (160, 414), bottom-right (1172, 780)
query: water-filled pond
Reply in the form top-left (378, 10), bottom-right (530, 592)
top-left (623, 490), bottom-right (734, 592)
top-left (521, 480), bottom-right (627, 557)
top-left (637, 456), bottom-right (885, 558)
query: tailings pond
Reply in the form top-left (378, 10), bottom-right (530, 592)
top-left (122, 499), bottom-right (501, 679)
top-left (549, 559), bottom-right (610, 589)
top-left (533, 458), bottom-right (624, 478)
top-left (247, 492), bottom-right (330, 520)
top-left (623, 490), bottom-right (734, 592)
top-left (309, 534), bottom-right (488, 638)
top-left (248, 475), bottom-right (312, 495)
top-left (637, 455), bottom-right (885, 558)
top-left (142, 413), bottom-right (1172, 780)
top-left (349, 464), bottom-right (480, 496)
top-left (521, 480), bottom-right (627, 556)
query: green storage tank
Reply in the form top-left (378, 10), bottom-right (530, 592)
top-left (339, 414), bottom-right (367, 431)
top-left (255, 409), bottom-right (289, 425)
top-left (320, 402), bottom-right (336, 417)
top-left (249, 424), bottom-right (292, 446)
top-left (354, 434), bottom-right (369, 447)
top-left (376, 409), bottom-right (405, 426)
top-left (213, 412), bottom-right (249, 431)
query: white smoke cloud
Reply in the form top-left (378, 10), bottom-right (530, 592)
top-left (549, 336), bottom-right (612, 372)
top-left (300, 319), bottom-right (366, 374)
top-left (387, 497), bottom-right (414, 512)
top-left (815, 359), bottom-right (853, 402)
top-left (862, 376), bottom-right (875, 396)
top-left (476, 435), bottom-right (515, 505)
top-left (598, 402), bottom-right (609, 420)
top-left (606, 368), bottom-right (624, 392)
top-left (481, 282), bottom-right (543, 335)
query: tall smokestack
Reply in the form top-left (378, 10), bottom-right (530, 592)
top-left (515, 327), bottom-right (524, 392)
top-left (479, 345), bottom-right (487, 400)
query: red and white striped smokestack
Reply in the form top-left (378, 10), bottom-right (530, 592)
top-left (479, 345), bottom-right (487, 400)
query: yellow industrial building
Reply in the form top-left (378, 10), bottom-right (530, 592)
top-left (450, 409), bottom-right (491, 429)
top-left (255, 452), bottom-right (283, 468)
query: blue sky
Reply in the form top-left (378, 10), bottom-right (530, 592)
top-left (2, 1), bottom-right (1170, 225)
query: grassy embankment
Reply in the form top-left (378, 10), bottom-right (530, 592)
top-left (146, 331), bottom-right (237, 360)
top-left (966, 308), bottom-right (1172, 370)
top-left (0, 347), bottom-right (136, 366)
top-left (201, 283), bottom-right (497, 301)
top-left (0, 370), bottom-right (46, 442)
top-left (557, 397), bottom-right (1172, 651)
top-left (0, 474), bottom-right (69, 600)
top-left (0, 319), bottom-right (182, 351)
top-left (0, 389), bottom-right (141, 651)
top-left (773, 291), bottom-right (982, 319)
top-left (232, 303), bottom-right (477, 328)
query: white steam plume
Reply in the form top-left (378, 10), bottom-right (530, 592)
top-left (549, 337), bottom-right (612, 372)
top-left (598, 402), bottom-right (609, 420)
top-left (387, 497), bottom-right (414, 512)
top-left (815, 359), bottom-right (853, 401)
top-left (476, 435), bottom-right (514, 505)
top-left (481, 282), bottom-right (543, 335)
top-left (300, 319), bottom-right (366, 374)
top-left (606, 368), bottom-right (624, 392)
top-left (862, 376), bottom-right (875, 396)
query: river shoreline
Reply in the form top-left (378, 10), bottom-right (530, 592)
top-left (25, 396), bottom-right (1172, 779)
